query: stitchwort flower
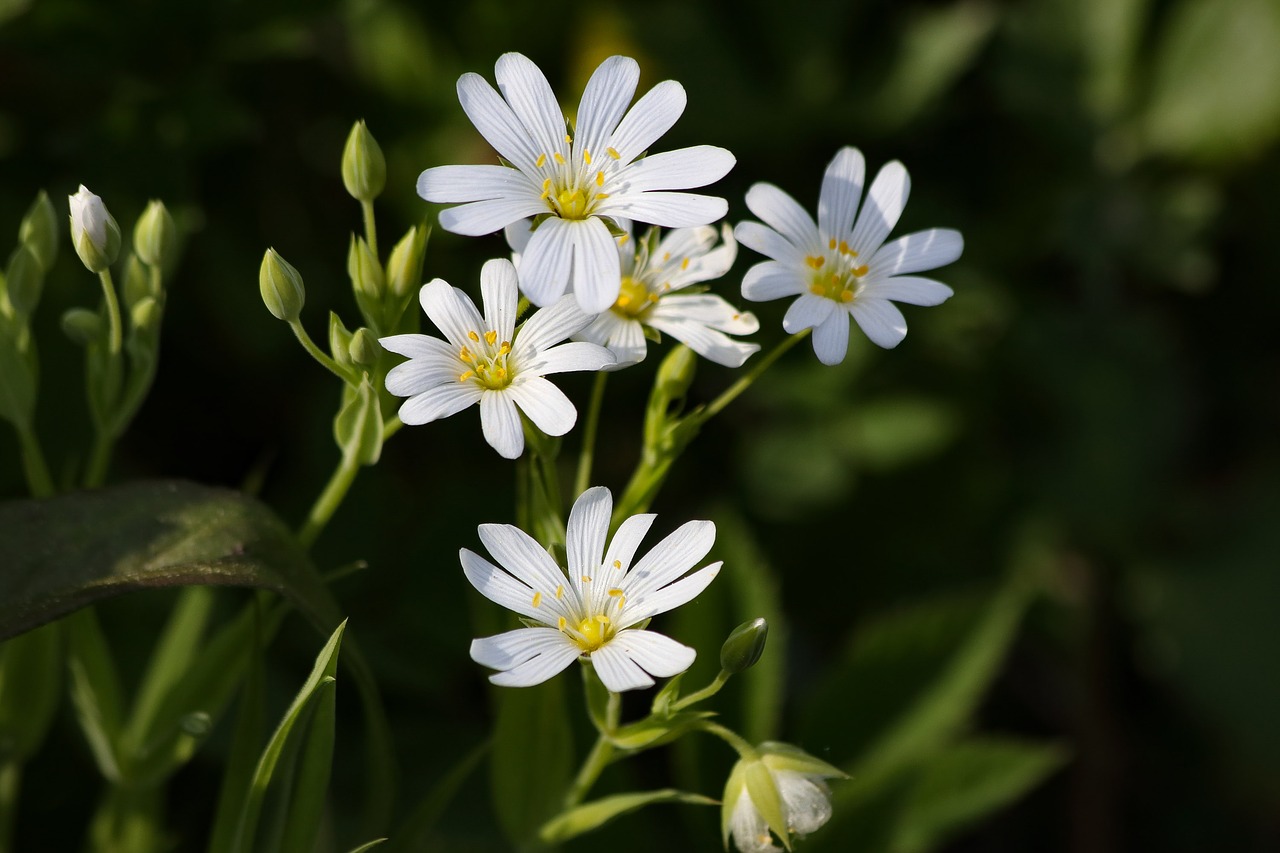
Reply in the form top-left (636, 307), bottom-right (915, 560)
top-left (723, 743), bottom-right (847, 853)
top-left (463, 486), bottom-right (721, 692)
top-left (507, 220), bottom-right (759, 368)
top-left (736, 147), bottom-right (963, 364)
top-left (380, 258), bottom-right (613, 459)
top-left (418, 52), bottom-right (735, 314)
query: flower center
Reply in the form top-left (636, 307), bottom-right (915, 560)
top-left (572, 615), bottom-right (613, 652)
top-left (535, 145), bottom-right (618, 221)
top-left (806, 237), bottom-right (869, 304)
top-left (457, 329), bottom-right (514, 390)
top-left (611, 275), bottom-right (657, 318)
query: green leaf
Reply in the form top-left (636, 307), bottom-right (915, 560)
top-left (278, 676), bottom-right (336, 853)
top-left (208, 602), bottom-right (268, 853)
top-left (0, 334), bottom-right (34, 430)
top-left (608, 711), bottom-right (715, 751)
top-left (0, 480), bottom-right (333, 642)
top-left (66, 608), bottom-right (126, 782)
top-left (0, 622), bottom-right (61, 760)
top-left (893, 737), bottom-right (1069, 853)
top-left (490, 678), bottom-right (572, 847)
top-left (385, 740), bottom-right (488, 853)
top-left (538, 788), bottom-right (717, 844)
top-left (343, 841), bottom-right (388, 853)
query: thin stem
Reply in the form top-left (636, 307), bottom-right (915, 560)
top-left (696, 720), bottom-right (757, 760)
top-left (573, 371), bottom-right (608, 497)
top-left (0, 760), bottom-right (19, 853)
top-left (84, 432), bottom-right (114, 489)
top-left (361, 200), bottom-right (379, 259)
top-left (297, 450), bottom-right (362, 549)
top-left (98, 270), bottom-right (123, 358)
top-left (381, 414), bottom-right (403, 443)
top-left (563, 733), bottom-right (615, 810)
top-left (289, 320), bottom-right (354, 383)
top-left (696, 330), bottom-right (808, 425)
top-left (671, 670), bottom-right (730, 712)
top-left (15, 424), bottom-right (54, 498)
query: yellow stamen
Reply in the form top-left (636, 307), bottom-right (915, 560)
top-left (839, 240), bottom-right (852, 255)
top-left (536, 153), bottom-right (547, 168)
top-left (556, 584), bottom-right (564, 599)
top-left (681, 257), bottom-right (690, 270)
top-left (468, 330), bottom-right (480, 342)
top-left (581, 575), bottom-right (592, 583)
top-left (583, 149), bottom-right (592, 165)
top-left (613, 560), bottom-right (621, 569)
top-left (809, 283), bottom-right (824, 295)
top-left (499, 341), bottom-right (511, 355)
top-left (594, 614), bottom-right (610, 625)
top-left (459, 347), bottom-right (474, 363)
top-left (606, 147), bottom-right (620, 160)
top-left (595, 171), bottom-right (605, 187)
top-left (493, 367), bottom-right (506, 380)
top-left (553, 152), bottom-right (565, 165)
top-left (532, 591), bottom-right (542, 608)
top-left (595, 192), bottom-right (610, 199)
top-left (828, 237), bottom-right (837, 250)
top-left (558, 616), bottom-right (567, 630)
top-left (806, 255), bottom-right (825, 269)
top-left (608, 588), bottom-right (624, 597)
top-left (840, 290), bottom-right (854, 302)
top-left (458, 370), bottom-right (475, 382)
top-left (564, 133), bottom-right (572, 144)
top-left (853, 265), bottom-right (869, 277)
top-left (485, 330), bottom-right (497, 345)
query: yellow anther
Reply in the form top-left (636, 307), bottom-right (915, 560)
top-left (607, 147), bottom-right (621, 160)
top-left (499, 341), bottom-right (511, 355)
top-left (805, 255), bottom-right (825, 269)
top-left (468, 330), bottom-right (480, 342)
top-left (608, 588), bottom-right (624, 597)
top-left (595, 171), bottom-right (605, 187)
top-left (647, 292), bottom-right (659, 303)
top-left (853, 264), bottom-right (869, 277)
top-left (583, 149), bottom-right (592, 165)
top-left (553, 152), bottom-right (565, 164)
top-left (612, 560), bottom-right (621, 569)
top-left (829, 237), bottom-right (837, 250)
top-left (558, 616), bottom-right (567, 630)
top-left (663, 252), bottom-right (670, 261)
top-left (680, 257), bottom-right (690, 270)
top-left (840, 290), bottom-right (854, 302)
top-left (556, 584), bottom-right (564, 599)
top-left (458, 370), bottom-right (475, 382)
top-left (595, 193), bottom-right (610, 199)
top-left (459, 347), bottom-right (474, 363)
top-left (485, 330), bottom-right (498, 345)
top-left (733, 313), bottom-right (741, 320)
top-left (581, 575), bottom-right (592, 583)
top-left (839, 240), bottom-right (851, 255)
top-left (564, 133), bottom-right (572, 144)
top-left (494, 367), bottom-right (507, 380)
top-left (809, 283), bottom-right (825, 295)
top-left (532, 591), bottom-right (543, 608)
top-left (535, 153), bottom-right (547, 168)
top-left (595, 614), bottom-right (610, 625)
top-left (619, 234), bottom-right (629, 245)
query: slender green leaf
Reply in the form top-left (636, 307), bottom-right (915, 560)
top-left (65, 608), bottom-right (126, 783)
top-left (491, 678), bottom-right (572, 847)
top-left (279, 676), bottom-right (337, 853)
top-left (538, 789), bottom-right (717, 844)
top-left (208, 602), bottom-right (268, 853)
top-left (384, 740), bottom-right (488, 853)
top-left (343, 841), bottom-right (387, 853)
top-left (0, 622), bottom-right (61, 760)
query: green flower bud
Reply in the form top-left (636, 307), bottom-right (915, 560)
top-left (333, 376), bottom-right (383, 465)
top-left (68, 185), bottom-right (121, 272)
top-left (386, 224), bottom-right (429, 299)
top-left (122, 253), bottom-right (155, 311)
top-left (18, 190), bottom-right (58, 274)
top-left (328, 311), bottom-right (354, 368)
top-left (61, 307), bottom-right (105, 346)
top-left (259, 248), bottom-right (306, 322)
top-left (129, 295), bottom-right (162, 335)
top-left (348, 327), bottom-right (382, 369)
top-left (341, 120), bottom-right (386, 203)
top-left (347, 235), bottom-right (385, 301)
top-left (720, 617), bottom-right (769, 674)
top-left (133, 200), bottom-right (177, 269)
top-left (5, 245), bottom-right (43, 319)
top-left (655, 343), bottom-right (697, 403)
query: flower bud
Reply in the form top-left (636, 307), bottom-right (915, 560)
top-left (61, 307), bottom-right (104, 346)
top-left (720, 617), bottom-right (768, 674)
top-left (341, 120), bottom-right (386, 203)
top-left (18, 190), bottom-right (58, 274)
top-left (259, 248), bottom-right (306, 322)
top-left (328, 311), bottom-right (354, 367)
top-left (348, 327), bottom-right (382, 370)
top-left (122, 253), bottom-right (154, 311)
top-left (722, 743), bottom-right (846, 853)
top-left (347, 235), bottom-right (385, 301)
top-left (133, 200), bottom-right (177, 269)
top-left (129, 295), bottom-right (162, 335)
top-left (386, 224), bottom-right (429, 299)
top-left (5, 245), bottom-right (43, 319)
top-left (68, 185), bottom-right (121, 272)
top-left (655, 343), bottom-right (697, 402)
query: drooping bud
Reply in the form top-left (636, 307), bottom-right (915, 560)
top-left (259, 248), bottom-right (306, 322)
top-left (348, 327), bottom-right (382, 370)
top-left (61, 307), bottom-right (105, 346)
top-left (720, 617), bottom-right (769, 674)
top-left (341, 120), bottom-right (386, 203)
top-left (18, 191), bottom-right (58, 274)
top-left (133, 200), bottom-right (177, 269)
top-left (5, 245), bottom-right (43, 319)
top-left (386, 224), bottom-right (429, 299)
top-left (68, 185), bottom-right (121, 272)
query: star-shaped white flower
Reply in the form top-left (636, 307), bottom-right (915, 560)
top-left (418, 52), bottom-right (735, 314)
top-left (507, 220), bottom-right (760, 368)
top-left (463, 486), bottom-right (721, 692)
top-left (735, 147), bottom-right (963, 364)
top-left (380, 258), bottom-right (614, 459)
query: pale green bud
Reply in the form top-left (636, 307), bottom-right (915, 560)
top-left (341, 120), bottom-right (386, 202)
top-left (655, 343), bottom-right (697, 402)
top-left (259, 248), bottom-right (306, 322)
top-left (5, 245), bottom-right (43, 319)
top-left (68, 185), bottom-right (121, 272)
top-left (18, 190), bottom-right (58, 273)
top-left (347, 235), bottom-right (384, 301)
top-left (386, 224), bottom-right (429, 299)
top-left (720, 617), bottom-right (768, 674)
top-left (61, 307), bottom-right (105, 346)
top-left (348, 327), bottom-right (381, 369)
top-left (328, 311), bottom-right (354, 367)
top-left (333, 376), bottom-right (383, 465)
top-left (122, 253), bottom-right (154, 311)
top-left (129, 296), bottom-right (162, 334)
top-left (133, 200), bottom-right (177, 269)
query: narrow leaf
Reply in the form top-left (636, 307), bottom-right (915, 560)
top-left (385, 741), bottom-right (488, 853)
top-left (65, 608), bottom-right (126, 783)
top-left (279, 676), bottom-right (337, 853)
top-left (539, 789), bottom-right (717, 844)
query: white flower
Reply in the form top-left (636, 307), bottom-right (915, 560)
top-left (507, 219), bottom-right (760, 368)
top-left (417, 52), bottom-right (735, 314)
top-left (463, 486), bottom-right (721, 692)
top-left (735, 147), bottom-right (963, 364)
top-left (67, 184), bottom-right (120, 272)
top-left (380, 258), bottom-right (614, 459)
top-left (723, 743), bottom-right (847, 853)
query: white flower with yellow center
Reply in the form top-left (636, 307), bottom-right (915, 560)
top-left (463, 486), bottom-right (721, 692)
top-left (380, 258), bottom-right (614, 459)
top-left (735, 146), bottom-right (963, 364)
top-left (417, 52), bottom-right (735, 314)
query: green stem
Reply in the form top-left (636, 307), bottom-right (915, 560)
top-left (0, 761), bottom-right (19, 853)
top-left (381, 414), bottom-right (403, 443)
top-left (695, 330), bottom-right (808, 425)
top-left (14, 423), bottom-right (54, 498)
top-left (362, 200), bottom-right (379, 259)
top-left (671, 670), bottom-right (730, 712)
top-left (696, 720), bottom-right (757, 760)
top-left (564, 733), bottom-right (615, 810)
top-left (98, 270), bottom-right (123, 358)
top-left (84, 432), bottom-right (114, 489)
top-left (573, 372), bottom-right (608, 497)
top-left (297, 450), bottom-right (362, 549)
top-left (289, 320), bottom-right (354, 383)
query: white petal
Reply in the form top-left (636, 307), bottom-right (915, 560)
top-left (378, 332), bottom-right (456, 362)
top-left (608, 79), bottom-right (686, 164)
top-left (504, 218), bottom-right (534, 258)
top-left (575, 56), bottom-right (639, 162)
top-left (662, 225), bottom-right (737, 288)
top-left (529, 340), bottom-right (615, 376)
top-left (589, 643), bottom-right (654, 692)
top-left (647, 315), bottom-right (760, 368)
top-left (849, 160), bottom-right (910, 257)
top-left (494, 52), bottom-right (566, 163)
top-left (744, 183), bottom-right (820, 255)
top-left (605, 192), bottom-right (727, 228)
top-left (576, 312), bottom-right (647, 368)
top-left (623, 519), bottom-right (716, 600)
top-left (570, 218), bottom-right (622, 313)
top-left (602, 512), bottom-right (657, 578)
top-left (870, 228), bottom-right (962, 278)
top-left (810, 311), bottom-right (851, 366)
top-left (438, 197), bottom-right (547, 237)
top-left (477, 522), bottom-right (568, 594)
top-left (861, 275), bottom-right (954, 307)
top-left (384, 355), bottom-right (461, 397)
top-left (654, 225), bottom-right (717, 263)
top-left (420, 280), bottom-right (485, 348)
top-left (461, 549), bottom-right (543, 621)
top-left (417, 164), bottom-right (538, 203)
top-left (621, 564), bottom-right (721, 625)
top-left (849, 298), bottom-right (908, 349)
top-left (735, 221), bottom-right (806, 267)
top-left (565, 486), bottom-right (611, 586)
top-left (487, 639), bottom-right (582, 688)
top-left (621, 146), bottom-right (735, 193)
top-left (731, 794), bottom-right (781, 853)
top-left (776, 773), bottom-right (833, 837)
top-left (782, 293), bottom-right (836, 333)
top-left (457, 71), bottom-right (541, 172)
top-left (480, 258), bottom-right (519, 341)
top-left (651, 294), bottom-right (759, 334)
top-left (818, 146), bottom-right (866, 238)
top-left (741, 260), bottom-right (806, 302)
top-left (519, 217), bottom-right (575, 306)
top-left (480, 391), bottom-right (524, 458)
top-left (516, 293), bottom-right (594, 355)
top-left (612, 629), bottom-right (696, 678)
top-left (470, 626), bottom-right (568, 669)
top-left (398, 382), bottom-right (481, 425)
top-left (508, 377), bottom-right (577, 437)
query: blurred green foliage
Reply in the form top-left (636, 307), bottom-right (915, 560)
top-left (1, 0), bottom-right (1278, 850)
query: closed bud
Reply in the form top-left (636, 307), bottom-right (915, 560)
top-left (5, 245), bottom-right (43, 319)
top-left (68, 185), bottom-right (121, 272)
top-left (122, 253), bottom-right (155, 311)
top-left (347, 235), bottom-right (384, 300)
top-left (349, 327), bottom-right (382, 369)
top-left (341, 120), bottom-right (386, 202)
top-left (129, 295), bottom-right (161, 334)
top-left (259, 248), bottom-right (306, 322)
top-left (133, 200), bottom-right (177, 269)
top-left (61, 307), bottom-right (104, 346)
top-left (720, 617), bottom-right (769, 674)
top-left (328, 311), bottom-right (354, 367)
top-left (386, 224), bottom-right (429, 299)
top-left (655, 343), bottom-right (697, 403)
top-left (18, 190), bottom-right (58, 273)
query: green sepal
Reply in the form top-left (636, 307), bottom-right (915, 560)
top-left (18, 190), bottom-right (58, 274)
top-left (642, 325), bottom-right (662, 344)
top-left (760, 741), bottom-right (848, 780)
top-left (539, 789), bottom-right (717, 845)
top-left (607, 710), bottom-right (715, 751)
top-left (0, 333), bottom-right (35, 429)
top-left (66, 608), bottom-right (127, 783)
top-left (744, 759), bottom-right (791, 851)
top-left (133, 200), bottom-right (178, 270)
top-left (342, 120), bottom-right (386, 203)
top-left (333, 375), bottom-right (384, 465)
top-left (348, 234), bottom-right (386, 331)
top-left (721, 758), bottom-right (749, 849)
top-left (329, 311), bottom-right (355, 369)
top-left (600, 216), bottom-right (629, 239)
top-left (650, 671), bottom-right (684, 718)
top-left (122, 252), bottom-right (155, 312)
top-left (4, 244), bottom-right (43, 320)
